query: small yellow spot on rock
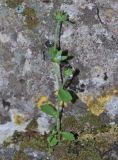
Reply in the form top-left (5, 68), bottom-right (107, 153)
top-left (14, 114), bottom-right (24, 125)
top-left (87, 95), bottom-right (111, 116)
top-left (37, 96), bottom-right (48, 108)
top-left (22, 7), bottom-right (39, 29)
top-left (79, 133), bottom-right (94, 140)
top-left (94, 65), bottom-right (103, 73)
top-left (78, 92), bottom-right (112, 116)
top-left (105, 9), bottom-right (114, 21)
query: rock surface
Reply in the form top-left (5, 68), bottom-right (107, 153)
top-left (0, 0), bottom-right (118, 159)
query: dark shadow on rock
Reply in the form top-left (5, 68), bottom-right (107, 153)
top-left (68, 89), bottom-right (78, 103)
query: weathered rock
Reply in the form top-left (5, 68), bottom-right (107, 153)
top-left (0, 0), bottom-right (118, 157)
top-left (0, 122), bottom-right (29, 144)
top-left (103, 144), bottom-right (118, 160)
top-left (0, 147), bottom-right (47, 160)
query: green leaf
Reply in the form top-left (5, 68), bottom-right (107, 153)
top-left (54, 50), bottom-right (62, 60)
top-left (48, 47), bottom-right (57, 58)
top-left (48, 135), bottom-right (58, 147)
top-left (47, 134), bottom-right (53, 143)
top-left (54, 10), bottom-right (68, 22)
top-left (61, 132), bottom-right (75, 141)
top-left (41, 104), bottom-right (57, 118)
top-left (63, 68), bottom-right (73, 78)
top-left (58, 88), bottom-right (72, 103)
top-left (49, 127), bottom-right (58, 136)
top-left (48, 47), bottom-right (64, 63)
top-left (61, 56), bottom-right (68, 61)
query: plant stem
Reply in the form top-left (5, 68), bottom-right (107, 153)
top-left (53, 21), bottom-right (62, 142)
top-left (54, 21), bottom-right (61, 49)
top-left (57, 95), bottom-right (61, 142)
top-left (54, 61), bottom-right (61, 142)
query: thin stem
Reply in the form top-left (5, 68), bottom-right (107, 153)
top-left (54, 21), bottom-right (61, 49)
top-left (57, 95), bottom-right (61, 141)
top-left (53, 21), bottom-right (62, 142)
top-left (53, 63), bottom-right (61, 142)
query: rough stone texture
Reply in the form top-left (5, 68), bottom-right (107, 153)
top-left (60, 0), bottom-right (118, 120)
top-left (0, 0), bottom-right (55, 137)
top-left (0, 147), bottom-right (47, 160)
top-left (103, 144), bottom-right (118, 160)
top-left (0, 0), bottom-right (118, 158)
top-left (61, 0), bottom-right (118, 93)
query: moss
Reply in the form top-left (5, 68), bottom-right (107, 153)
top-left (62, 113), bottom-right (110, 136)
top-left (19, 132), bottom-right (48, 152)
top-left (62, 113), bottom-right (117, 158)
top-left (6, 0), bottom-right (23, 8)
top-left (95, 139), bottom-right (112, 153)
top-left (62, 116), bottom-right (79, 133)
top-left (79, 125), bottom-right (118, 156)
top-left (3, 131), bottom-right (48, 155)
top-left (79, 113), bottom-right (110, 134)
top-left (53, 141), bottom-right (77, 160)
top-left (22, 7), bottom-right (38, 29)
top-left (10, 130), bottom-right (48, 152)
top-left (13, 150), bottom-right (30, 160)
top-left (79, 141), bottom-right (102, 160)
top-left (80, 113), bottom-right (101, 127)
top-left (95, 125), bottom-right (118, 153)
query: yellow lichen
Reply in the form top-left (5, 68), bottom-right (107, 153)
top-left (86, 95), bottom-right (111, 116)
top-left (79, 133), bottom-right (94, 140)
top-left (94, 65), bottom-right (103, 73)
top-left (14, 114), bottom-right (24, 125)
top-left (37, 95), bottom-right (48, 108)
top-left (26, 118), bottom-right (38, 131)
top-left (105, 9), bottom-right (114, 21)
top-left (79, 125), bottom-right (118, 142)
top-left (22, 7), bottom-right (38, 29)
top-left (78, 87), bottom-right (118, 116)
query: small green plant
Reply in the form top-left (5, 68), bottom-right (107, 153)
top-left (39, 10), bottom-right (76, 152)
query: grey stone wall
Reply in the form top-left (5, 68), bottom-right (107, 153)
top-left (0, 0), bottom-right (118, 144)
